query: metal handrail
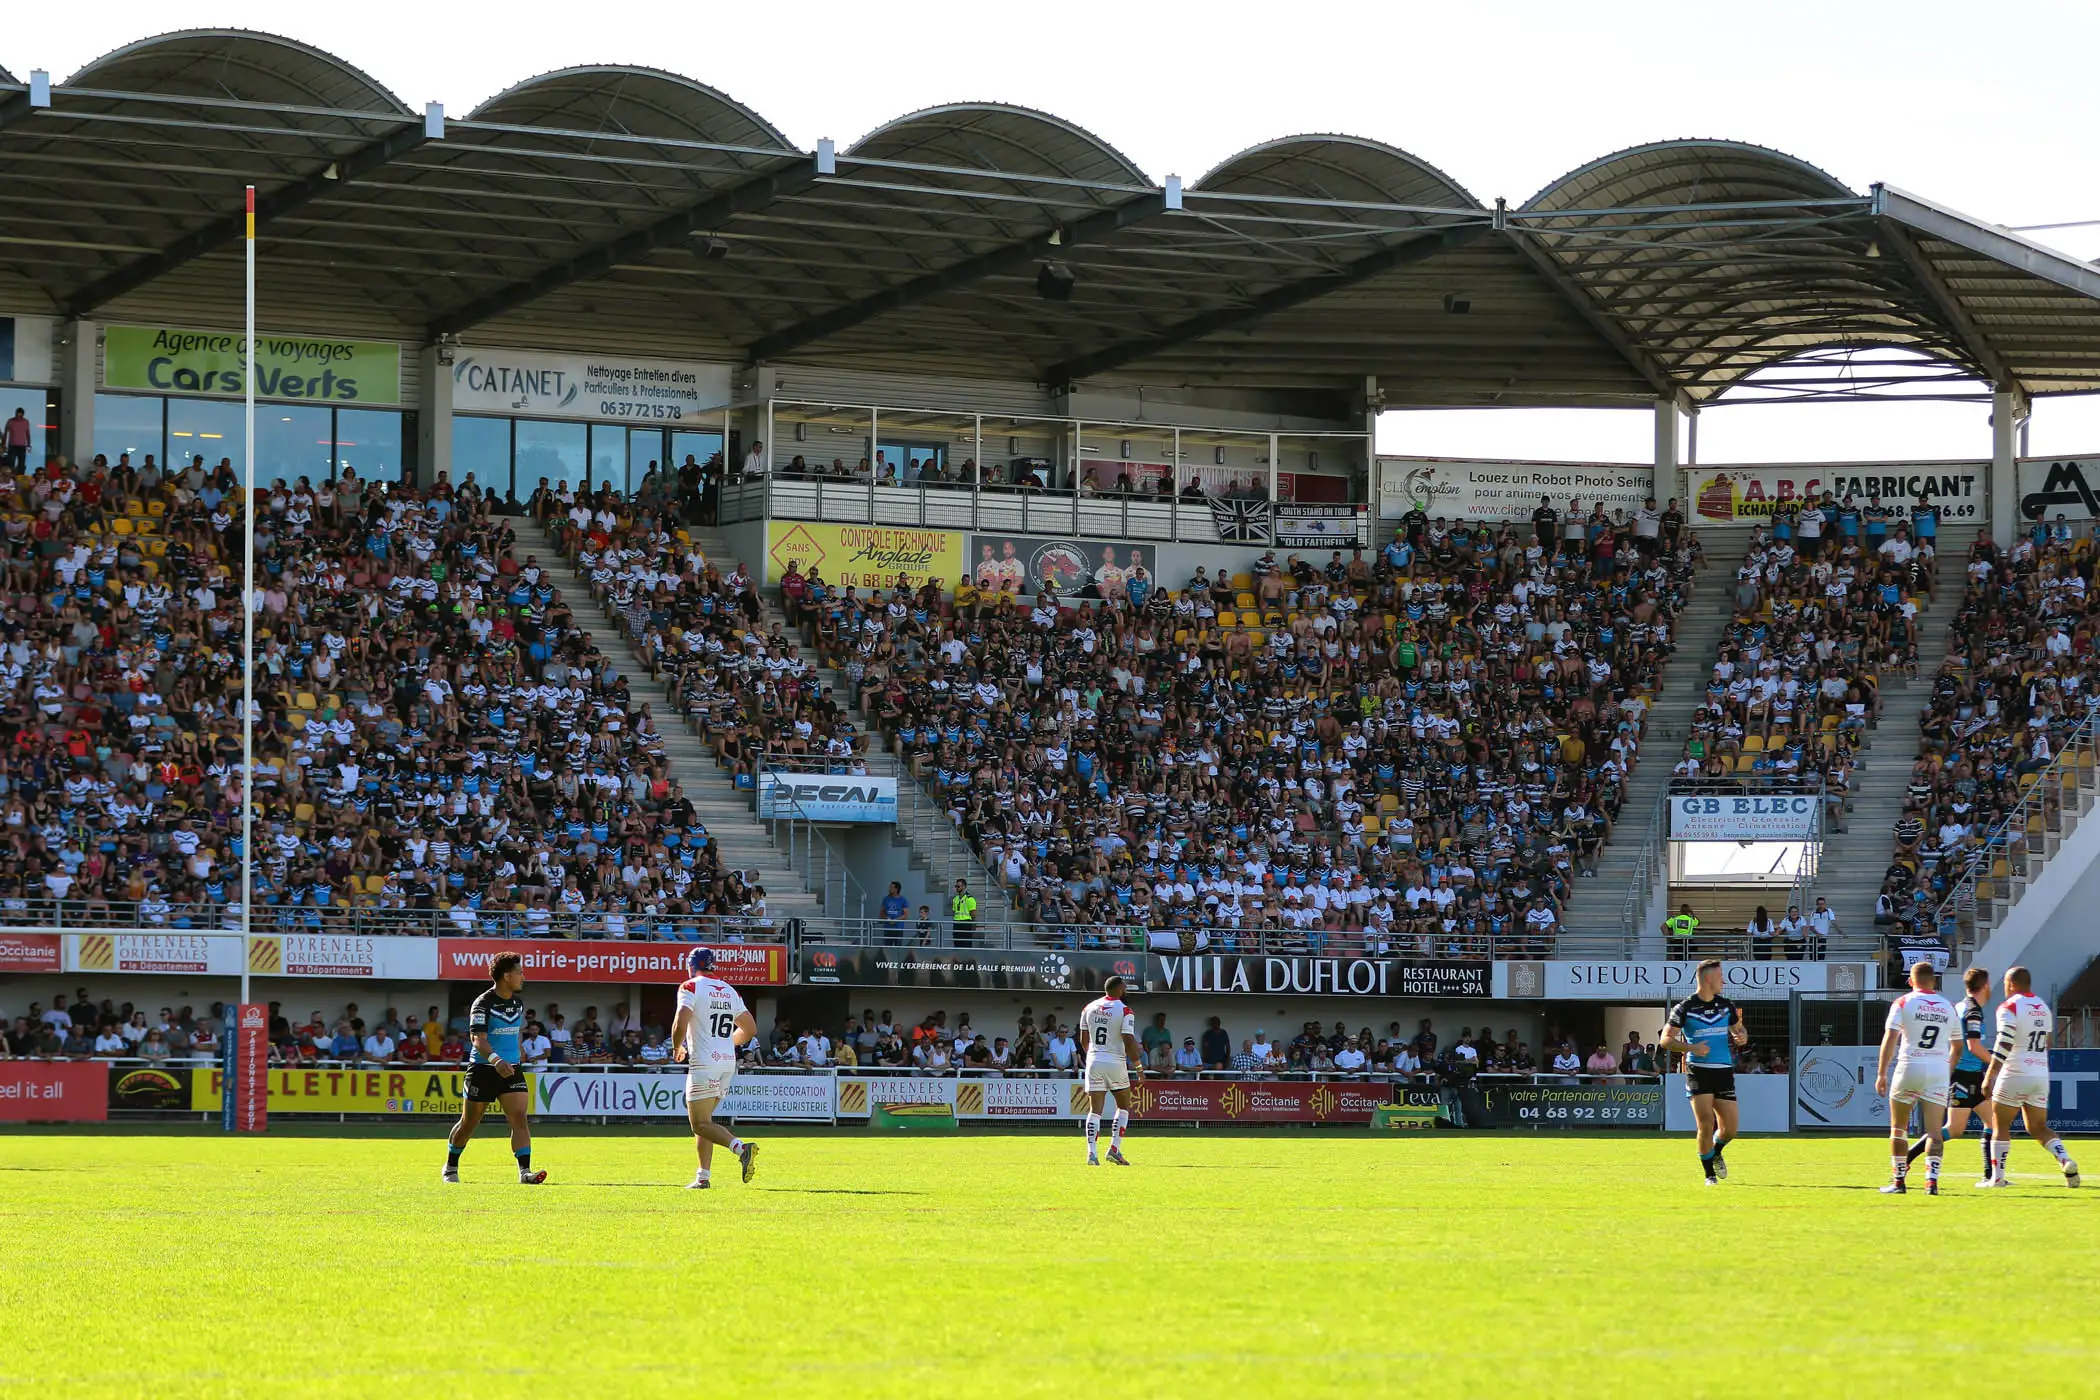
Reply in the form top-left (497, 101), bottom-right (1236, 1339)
top-left (1931, 709), bottom-right (2099, 955)
top-left (754, 764), bottom-right (872, 921)
top-left (1615, 783), bottom-right (1673, 953)
top-left (0, 902), bottom-right (794, 939)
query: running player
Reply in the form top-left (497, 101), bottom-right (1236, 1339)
top-left (1875, 962), bottom-right (1955, 1194)
top-left (1660, 959), bottom-right (1749, 1184)
top-left (669, 947), bottom-right (759, 1190)
top-left (444, 950), bottom-right (547, 1184)
top-left (1907, 967), bottom-right (1993, 1180)
top-left (1977, 965), bottom-right (2080, 1189)
top-left (1078, 975), bottom-right (1144, 1166)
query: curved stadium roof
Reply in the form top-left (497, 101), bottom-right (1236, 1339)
top-left (3, 30), bottom-right (2098, 412)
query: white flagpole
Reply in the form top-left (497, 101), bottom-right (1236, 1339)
top-left (240, 184), bottom-right (255, 1007)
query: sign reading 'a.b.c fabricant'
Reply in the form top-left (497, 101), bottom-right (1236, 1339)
top-left (756, 769), bottom-right (897, 823)
top-left (1669, 794), bottom-right (1818, 841)
top-left (1152, 955), bottom-right (1489, 998)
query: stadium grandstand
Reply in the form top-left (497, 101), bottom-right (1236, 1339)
top-left (4, 26), bottom-right (2100, 1016)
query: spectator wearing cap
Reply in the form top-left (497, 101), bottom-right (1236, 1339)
top-left (1174, 1036), bottom-right (1202, 1075)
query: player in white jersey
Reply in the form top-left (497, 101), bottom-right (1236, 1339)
top-left (669, 948), bottom-right (759, 1189)
top-left (1078, 975), bottom-right (1144, 1166)
top-left (1875, 962), bottom-right (1955, 1195)
top-left (1978, 965), bottom-right (2079, 1189)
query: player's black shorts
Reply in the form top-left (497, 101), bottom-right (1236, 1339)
top-left (1686, 1067), bottom-right (1737, 1102)
top-left (1950, 1069), bottom-right (1987, 1109)
top-left (465, 1063), bottom-right (528, 1103)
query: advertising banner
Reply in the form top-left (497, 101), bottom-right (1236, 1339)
top-left (450, 348), bottom-right (730, 424)
top-left (0, 930), bottom-right (61, 972)
top-left (1484, 1083), bottom-right (1665, 1127)
top-left (435, 939), bottom-right (785, 986)
top-left (765, 521), bottom-right (964, 592)
top-left (965, 532), bottom-right (1161, 601)
top-left (1668, 793), bottom-right (1819, 842)
top-left (803, 945), bottom-right (1143, 992)
top-left (1378, 456), bottom-right (1655, 522)
top-left (233, 1002), bottom-right (268, 1132)
top-left (1152, 955), bottom-right (1489, 998)
top-left (68, 933), bottom-right (244, 976)
top-left (107, 1065), bottom-right (194, 1111)
top-left (103, 324), bottom-right (402, 405)
top-left (956, 1077), bottom-right (1087, 1120)
top-left (246, 934), bottom-right (438, 979)
top-left (1272, 504), bottom-right (1366, 549)
top-left (1501, 959), bottom-right (1872, 1000)
top-left (191, 1067), bottom-right (522, 1115)
top-left (835, 1075), bottom-right (961, 1118)
top-left (532, 1071), bottom-right (837, 1121)
top-left (2048, 1050), bottom-right (2100, 1133)
top-left (2017, 456), bottom-right (2100, 523)
top-left (755, 769), bottom-right (898, 824)
top-left (0, 1061), bottom-right (108, 1122)
top-left (1685, 463), bottom-right (1985, 525)
top-left (1668, 1071), bottom-right (1790, 1133)
top-left (1131, 1079), bottom-right (1394, 1124)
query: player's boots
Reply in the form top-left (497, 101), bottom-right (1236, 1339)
top-left (737, 1141), bottom-right (759, 1183)
top-left (1712, 1153), bottom-right (1728, 1181)
top-left (1106, 1147), bottom-right (1130, 1166)
top-left (1879, 1179), bottom-right (1906, 1194)
top-left (1974, 1174), bottom-right (2008, 1188)
top-left (2065, 1159), bottom-right (2081, 1189)
top-left (519, 1170), bottom-right (547, 1185)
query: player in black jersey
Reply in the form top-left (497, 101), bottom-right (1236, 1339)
top-left (444, 951), bottom-right (547, 1185)
top-left (1660, 960), bottom-right (1748, 1184)
top-left (1907, 967), bottom-right (1993, 1179)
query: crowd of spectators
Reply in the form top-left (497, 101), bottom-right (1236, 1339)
top-left (0, 450), bottom-right (793, 936)
top-left (1670, 492), bottom-right (1946, 832)
top-left (773, 495), bottom-right (1703, 957)
top-left (1883, 516), bottom-right (2096, 945)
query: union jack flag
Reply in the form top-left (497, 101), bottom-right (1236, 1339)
top-left (1209, 496), bottom-right (1272, 543)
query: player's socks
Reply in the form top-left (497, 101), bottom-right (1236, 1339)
top-left (514, 1147), bottom-right (532, 1180)
top-left (727, 1136), bottom-right (746, 1155)
top-left (1991, 1137), bottom-right (2011, 1181)
top-left (1085, 1113), bottom-right (1101, 1161)
top-left (688, 1169), bottom-right (711, 1190)
top-left (1891, 1154), bottom-right (1908, 1182)
top-left (1925, 1151), bottom-right (1942, 1192)
top-left (1111, 1109), bottom-right (1128, 1150)
top-left (1699, 1149), bottom-right (1717, 1182)
top-left (1904, 1137), bottom-right (1929, 1166)
top-left (444, 1144), bottom-right (463, 1179)
top-left (1980, 1129), bottom-right (1993, 1176)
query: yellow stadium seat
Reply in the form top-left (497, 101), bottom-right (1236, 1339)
top-left (295, 692), bottom-right (317, 710)
top-left (294, 802), bottom-right (315, 825)
top-left (110, 517), bottom-right (133, 535)
top-left (1741, 734), bottom-right (1765, 753)
top-left (1235, 591), bottom-right (1257, 610)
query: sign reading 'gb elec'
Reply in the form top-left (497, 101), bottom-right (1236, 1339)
top-left (1668, 794), bottom-right (1817, 842)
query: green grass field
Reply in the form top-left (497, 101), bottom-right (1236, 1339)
top-left (4, 1128), bottom-right (2095, 1398)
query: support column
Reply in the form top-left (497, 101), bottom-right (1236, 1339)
top-left (1652, 398), bottom-right (1680, 506)
top-left (59, 320), bottom-right (95, 467)
top-left (1990, 388), bottom-right (2024, 542)
top-left (416, 343), bottom-right (452, 491)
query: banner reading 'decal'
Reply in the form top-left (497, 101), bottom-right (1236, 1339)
top-left (756, 770), bottom-right (897, 823)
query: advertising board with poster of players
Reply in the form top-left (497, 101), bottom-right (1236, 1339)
top-left (966, 532), bottom-right (1161, 602)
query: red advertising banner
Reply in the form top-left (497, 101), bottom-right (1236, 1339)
top-left (435, 939), bottom-right (786, 986)
top-left (235, 1002), bottom-right (269, 1133)
top-left (1132, 1079), bottom-right (1394, 1124)
top-left (0, 931), bottom-right (61, 972)
top-left (0, 1062), bottom-right (110, 1122)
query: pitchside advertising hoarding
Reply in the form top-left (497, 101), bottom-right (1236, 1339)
top-left (0, 930), bottom-right (61, 971)
top-left (1131, 1079), bottom-right (1397, 1124)
top-left (755, 769), bottom-right (898, 823)
top-left (533, 1071), bottom-right (839, 1121)
top-left (804, 945), bottom-right (1142, 991)
top-left (1794, 1047), bottom-right (2100, 1131)
top-left (1151, 954), bottom-right (1489, 998)
top-left (191, 1067), bottom-right (511, 1116)
top-left (835, 1076), bottom-right (1089, 1120)
top-left (67, 932), bottom-right (245, 975)
top-left (1668, 793), bottom-right (1819, 842)
top-left (434, 939), bottom-right (786, 985)
top-left (1499, 959), bottom-right (1871, 1000)
top-left (0, 1062), bottom-right (108, 1122)
top-left (1484, 1083), bottom-right (1665, 1127)
top-left (1684, 463), bottom-right (1985, 525)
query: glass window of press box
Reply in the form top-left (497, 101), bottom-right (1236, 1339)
top-left (451, 416), bottom-right (726, 499)
top-left (91, 393), bottom-right (407, 483)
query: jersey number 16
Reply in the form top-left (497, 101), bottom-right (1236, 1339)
top-left (709, 1012), bottom-right (736, 1039)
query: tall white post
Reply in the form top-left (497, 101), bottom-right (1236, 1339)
top-left (240, 186), bottom-right (256, 1005)
top-left (1653, 398), bottom-right (1680, 507)
top-left (1991, 388), bottom-right (2024, 542)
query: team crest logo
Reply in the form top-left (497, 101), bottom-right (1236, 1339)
top-left (247, 937), bottom-right (283, 974)
top-left (838, 1081), bottom-right (868, 1115)
top-left (955, 1082), bottom-right (984, 1115)
top-left (76, 934), bottom-right (114, 971)
top-left (1219, 1083), bottom-right (1250, 1119)
top-left (1310, 1085), bottom-right (1338, 1120)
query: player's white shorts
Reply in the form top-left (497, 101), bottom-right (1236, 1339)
top-left (1992, 1071), bottom-right (2050, 1109)
top-left (685, 1067), bottom-right (735, 1107)
top-left (1888, 1062), bottom-right (1950, 1107)
top-left (1085, 1060), bottom-right (1130, 1094)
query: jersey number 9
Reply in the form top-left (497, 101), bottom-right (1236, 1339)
top-left (1917, 1025), bottom-right (1940, 1050)
top-left (709, 1012), bottom-right (735, 1039)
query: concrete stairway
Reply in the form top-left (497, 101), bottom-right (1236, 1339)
top-left (1809, 525), bottom-right (1980, 935)
top-left (677, 524), bottom-right (1013, 923)
top-left (528, 543), bottom-right (829, 927)
top-left (1558, 544), bottom-right (1739, 953)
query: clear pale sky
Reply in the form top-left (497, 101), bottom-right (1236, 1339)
top-left (10, 0), bottom-right (2099, 464)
